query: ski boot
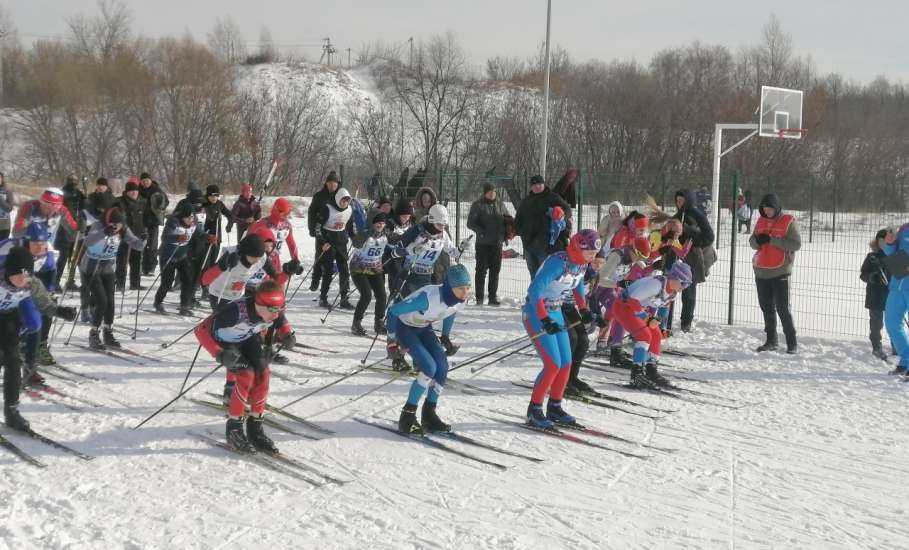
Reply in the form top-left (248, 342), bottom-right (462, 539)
top-left (526, 403), bottom-right (554, 430)
top-left (488, 297), bottom-right (501, 306)
top-left (103, 326), bottom-right (122, 349)
top-left (398, 404), bottom-right (423, 435)
top-left (630, 364), bottom-right (657, 390)
top-left (872, 347), bottom-right (889, 361)
top-left (568, 376), bottom-right (594, 395)
top-left (22, 364), bottom-right (46, 388)
top-left (351, 320), bottom-right (367, 336)
top-left (645, 363), bottom-right (671, 388)
top-left (475, 294), bottom-right (484, 306)
top-left (225, 418), bottom-right (255, 453)
top-left (339, 297), bottom-right (355, 310)
top-left (37, 342), bottom-right (57, 366)
top-left (679, 322), bottom-right (692, 333)
top-left (88, 328), bottom-right (106, 350)
top-left (318, 296), bottom-right (331, 309)
top-left (420, 401), bottom-right (451, 433)
top-left (391, 356), bottom-right (411, 372)
top-left (374, 319), bottom-right (387, 335)
top-left (4, 403), bottom-right (30, 432)
top-left (309, 279), bottom-right (320, 292)
top-left (222, 381), bottom-right (235, 407)
top-left (272, 353), bottom-right (289, 365)
top-left (129, 284), bottom-right (146, 291)
top-left (153, 302), bottom-right (167, 314)
top-left (785, 333), bottom-right (798, 355)
top-left (889, 365), bottom-right (908, 376)
top-left (179, 306), bottom-right (194, 317)
top-left (610, 347), bottom-right (634, 369)
top-left (756, 337), bottom-right (778, 352)
top-left (546, 399), bottom-right (577, 426)
top-left (246, 415), bottom-right (278, 453)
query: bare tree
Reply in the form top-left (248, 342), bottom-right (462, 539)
top-left (208, 17), bottom-right (247, 65)
top-left (257, 26), bottom-right (277, 63)
top-left (66, 0), bottom-right (131, 63)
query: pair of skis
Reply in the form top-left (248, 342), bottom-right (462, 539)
top-left (0, 428), bottom-right (95, 468)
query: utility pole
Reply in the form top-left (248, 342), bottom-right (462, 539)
top-left (408, 37), bottom-right (413, 68)
top-left (347, 47), bottom-right (351, 68)
top-left (540, 0), bottom-right (552, 178)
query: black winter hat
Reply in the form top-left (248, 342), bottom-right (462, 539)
top-left (394, 198), bottom-right (414, 216)
top-left (205, 184), bottom-right (221, 197)
top-left (483, 182), bottom-right (495, 193)
top-left (174, 203), bottom-right (194, 219)
top-left (238, 234), bottom-right (265, 258)
top-left (372, 212), bottom-right (389, 225)
top-left (125, 181), bottom-right (140, 193)
top-left (5, 246), bottom-right (33, 277)
top-left (139, 172), bottom-right (151, 180)
top-left (325, 171), bottom-right (339, 183)
top-left (105, 207), bottom-right (125, 226)
top-left (188, 189), bottom-right (204, 205)
top-left (96, 177), bottom-right (109, 188)
top-left (530, 175), bottom-right (544, 185)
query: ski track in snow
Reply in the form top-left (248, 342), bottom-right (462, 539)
top-left (1, 214), bottom-right (907, 549)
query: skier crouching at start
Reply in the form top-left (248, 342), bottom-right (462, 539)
top-left (195, 280), bottom-right (296, 452)
top-left (524, 229), bottom-right (603, 430)
top-left (610, 262), bottom-right (692, 389)
top-left (387, 264), bottom-right (471, 435)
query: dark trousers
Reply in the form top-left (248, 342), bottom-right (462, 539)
top-left (755, 275), bottom-right (796, 341)
top-left (352, 272), bottom-right (387, 324)
top-left (312, 237), bottom-right (325, 283)
top-left (474, 243), bottom-right (502, 301)
top-left (143, 224), bottom-right (160, 274)
top-left (385, 257), bottom-right (403, 296)
top-left (87, 271), bottom-right (116, 328)
top-left (55, 237), bottom-right (76, 287)
top-left (0, 311), bottom-right (23, 406)
top-left (0, 228), bottom-right (9, 241)
top-left (738, 219), bottom-right (752, 233)
top-left (155, 257), bottom-right (194, 307)
top-left (116, 242), bottom-right (142, 287)
top-left (193, 240), bottom-right (218, 296)
top-left (870, 308), bottom-right (884, 350)
top-left (236, 225), bottom-right (249, 241)
top-left (524, 247), bottom-right (547, 277)
top-left (680, 282), bottom-right (697, 326)
top-left (319, 242), bottom-right (350, 299)
top-left (562, 305), bottom-right (589, 381)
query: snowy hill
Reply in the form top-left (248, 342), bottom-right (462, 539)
top-left (2, 214), bottom-right (907, 549)
top-left (234, 61), bottom-right (381, 109)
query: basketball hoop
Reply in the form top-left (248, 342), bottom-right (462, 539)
top-left (777, 128), bottom-right (806, 139)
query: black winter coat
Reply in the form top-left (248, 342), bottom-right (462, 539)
top-left (139, 181), bottom-right (169, 226)
top-left (514, 186), bottom-right (571, 255)
top-left (467, 197), bottom-right (505, 246)
top-left (673, 188), bottom-right (716, 283)
top-left (118, 194), bottom-right (148, 237)
top-left (861, 250), bottom-right (890, 310)
top-left (308, 183), bottom-right (342, 237)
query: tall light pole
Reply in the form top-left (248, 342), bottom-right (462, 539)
top-left (539, 0), bottom-right (552, 179)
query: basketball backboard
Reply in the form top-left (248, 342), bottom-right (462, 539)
top-left (760, 86), bottom-right (803, 138)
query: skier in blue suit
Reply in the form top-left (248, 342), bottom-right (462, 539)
top-left (387, 264), bottom-right (471, 435)
top-left (883, 225), bottom-right (909, 374)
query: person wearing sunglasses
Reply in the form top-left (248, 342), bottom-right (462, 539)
top-left (195, 279), bottom-right (296, 453)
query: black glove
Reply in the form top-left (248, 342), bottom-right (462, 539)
top-left (439, 335), bottom-right (459, 356)
top-left (216, 346), bottom-right (243, 370)
top-left (279, 331), bottom-right (297, 350)
top-left (283, 259), bottom-right (303, 275)
top-left (754, 233), bottom-right (771, 245)
top-left (222, 252), bottom-right (240, 270)
top-left (618, 279), bottom-right (632, 289)
top-left (104, 225), bottom-right (118, 236)
top-left (540, 316), bottom-right (561, 335)
top-left (595, 314), bottom-right (608, 328)
top-left (579, 309), bottom-right (594, 325)
top-left (54, 305), bottom-right (77, 322)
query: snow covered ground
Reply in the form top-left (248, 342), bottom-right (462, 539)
top-left (1, 211), bottom-right (907, 550)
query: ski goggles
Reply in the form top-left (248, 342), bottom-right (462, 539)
top-left (263, 304), bottom-right (285, 313)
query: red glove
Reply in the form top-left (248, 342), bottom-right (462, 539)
top-left (386, 342), bottom-right (406, 359)
top-left (208, 234), bottom-right (218, 244)
top-left (177, 234), bottom-right (189, 242)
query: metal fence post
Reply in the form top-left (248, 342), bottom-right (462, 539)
top-left (339, 164), bottom-right (344, 185)
top-left (455, 168), bottom-right (461, 244)
top-left (808, 175), bottom-right (815, 243)
top-left (832, 175), bottom-right (838, 242)
top-left (577, 170), bottom-right (584, 231)
top-left (728, 171), bottom-right (739, 326)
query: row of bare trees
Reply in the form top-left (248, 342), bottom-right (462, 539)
top-left (1, 3), bottom-right (907, 210)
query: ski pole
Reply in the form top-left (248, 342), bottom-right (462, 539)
top-left (273, 356), bottom-right (386, 411)
top-left (132, 363), bottom-right (221, 430)
top-left (360, 260), bottom-right (414, 365)
top-left (287, 248), bottom-right (329, 303)
top-left (132, 249), bottom-right (142, 339)
top-left (470, 341), bottom-right (535, 374)
top-left (63, 257), bottom-right (102, 346)
top-left (320, 291), bottom-right (343, 324)
top-left (177, 343), bottom-right (204, 395)
top-left (46, 234), bottom-right (87, 349)
top-left (133, 245), bottom-right (179, 313)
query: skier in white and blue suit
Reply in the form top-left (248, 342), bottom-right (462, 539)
top-left (883, 224), bottom-right (909, 374)
top-left (387, 264), bottom-right (471, 435)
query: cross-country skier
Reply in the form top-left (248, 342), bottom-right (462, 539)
top-left (81, 207), bottom-right (146, 349)
top-left (350, 212), bottom-right (390, 336)
top-left (194, 280), bottom-right (296, 452)
top-left (523, 229), bottom-right (602, 429)
top-left (385, 198), bottom-right (414, 295)
top-left (388, 264), bottom-right (471, 434)
top-left (195, 185), bottom-right (234, 300)
top-left (12, 187), bottom-right (78, 252)
top-left (249, 197), bottom-right (299, 264)
top-left (153, 202), bottom-right (201, 316)
top-left (314, 187), bottom-right (354, 309)
top-left (0, 246), bottom-right (43, 430)
top-left (200, 233), bottom-right (270, 310)
top-left (882, 225), bottom-right (909, 375)
top-left (609, 262), bottom-right (692, 389)
top-left (231, 183), bottom-right (261, 240)
top-left (391, 204), bottom-right (463, 299)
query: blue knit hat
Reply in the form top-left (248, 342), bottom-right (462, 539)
top-left (446, 264), bottom-right (471, 288)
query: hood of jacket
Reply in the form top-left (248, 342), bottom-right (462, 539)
top-left (758, 193), bottom-right (783, 218)
top-left (674, 188), bottom-right (698, 213)
top-left (414, 186), bottom-right (438, 209)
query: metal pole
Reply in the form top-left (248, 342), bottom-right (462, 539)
top-left (832, 174), bottom-right (838, 243)
top-left (540, 0), bottom-right (552, 178)
top-left (808, 175), bottom-right (815, 243)
top-left (727, 171), bottom-right (739, 325)
top-left (455, 168), bottom-right (461, 244)
top-left (711, 124), bottom-right (723, 239)
top-left (577, 170), bottom-right (584, 231)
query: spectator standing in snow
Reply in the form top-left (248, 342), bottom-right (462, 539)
top-left (467, 183), bottom-right (505, 306)
top-left (750, 193), bottom-right (800, 354)
top-left (671, 189), bottom-right (715, 332)
top-left (514, 175), bottom-right (571, 276)
top-left (307, 171), bottom-right (341, 292)
top-left (736, 195), bottom-right (752, 233)
top-left (861, 229), bottom-right (892, 361)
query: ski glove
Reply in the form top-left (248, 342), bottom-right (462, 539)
top-left (754, 233), bottom-right (771, 245)
top-left (283, 259), bottom-right (304, 275)
top-left (439, 335), bottom-right (459, 356)
top-left (579, 309), bottom-right (594, 325)
top-left (594, 314), bottom-right (608, 328)
top-left (279, 331), bottom-right (297, 350)
top-left (219, 252), bottom-right (240, 271)
top-left (386, 341), bottom-right (406, 360)
top-left (207, 234), bottom-right (218, 244)
top-left (54, 305), bottom-right (77, 322)
top-left (216, 346), bottom-right (243, 371)
top-left (540, 316), bottom-right (561, 335)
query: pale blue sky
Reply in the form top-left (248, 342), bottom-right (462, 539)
top-left (5, 0), bottom-right (905, 83)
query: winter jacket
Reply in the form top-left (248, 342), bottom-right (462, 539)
top-left (201, 199), bottom-right (234, 237)
top-left (412, 186), bottom-right (438, 223)
top-left (514, 186), bottom-right (571, 256)
top-left (749, 193), bottom-right (801, 279)
top-left (61, 181), bottom-right (86, 236)
top-left (467, 196), bottom-right (505, 246)
top-left (673, 189), bottom-right (716, 283)
top-left (139, 181), bottom-right (169, 226)
top-left (118, 193), bottom-right (148, 237)
top-left (552, 167), bottom-right (579, 209)
top-left (158, 214), bottom-right (200, 264)
top-left (317, 195), bottom-right (354, 250)
top-left (231, 196), bottom-right (261, 233)
top-left (736, 204), bottom-right (752, 222)
top-left (0, 183), bottom-right (16, 230)
top-left (12, 200), bottom-right (78, 244)
top-left (861, 250), bottom-right (890, 310)
top-left (597, 201), bottom-right (624, 247)
top-left (307, 183), bottom-right (342, 237)
top-left (84, 191), bottom-right (116, 226)
top-left (79, 220), bottom-right (145, 275)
